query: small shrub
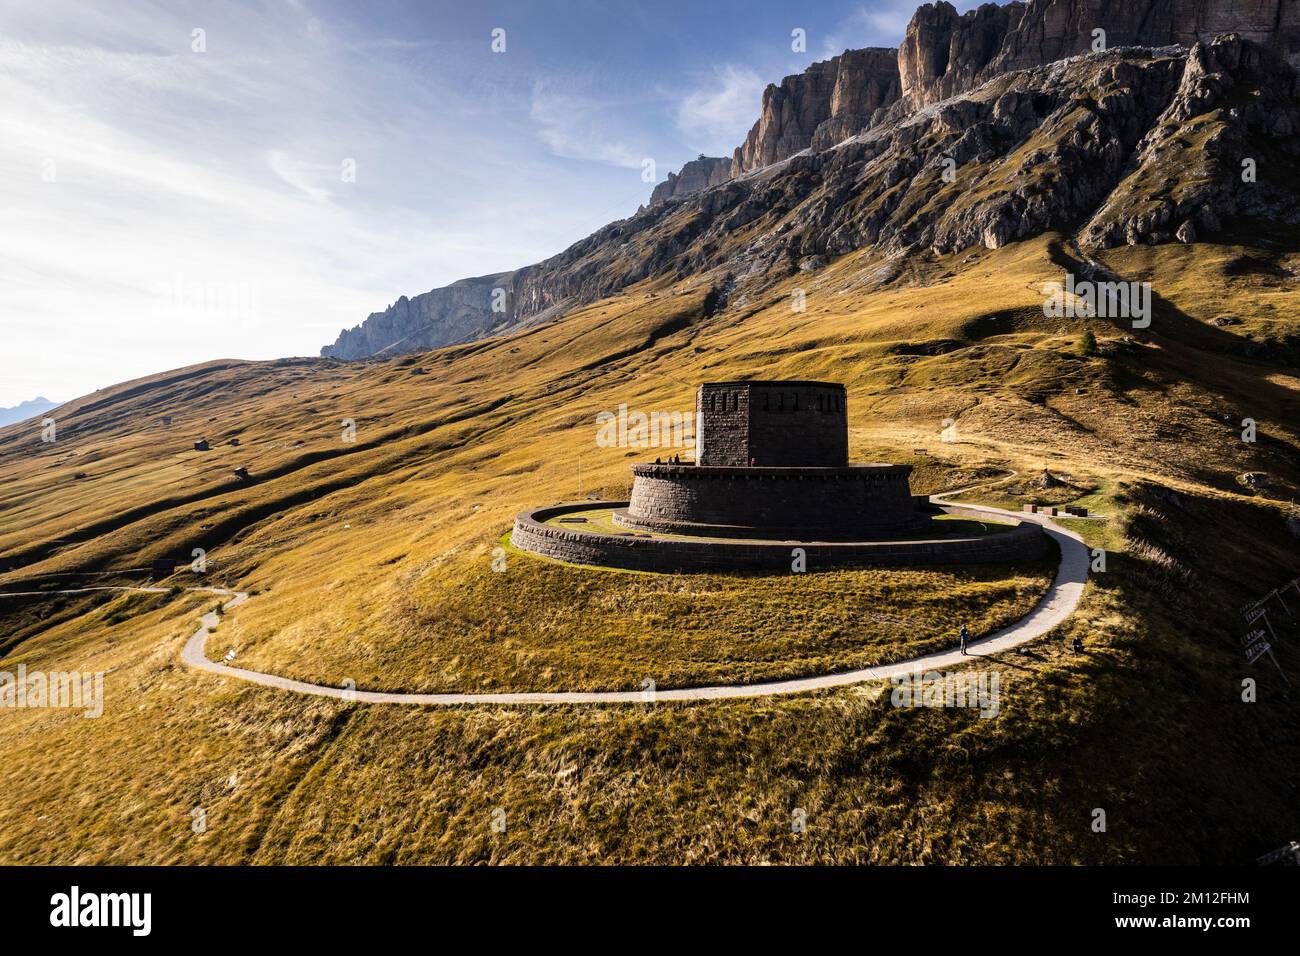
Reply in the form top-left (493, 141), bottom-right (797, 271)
top-left (1077, 329), bottom-right (1097, 357)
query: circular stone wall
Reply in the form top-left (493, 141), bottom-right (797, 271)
top-left (618, 463), bottom-right (930, 539)
top-left (510, 503), bottom-right (1050, 573)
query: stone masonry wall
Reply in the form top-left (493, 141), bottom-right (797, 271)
top-left (697, 381), bottom-right (847, 467)
top-left (745, 382), bottom-right (847, 467)
top-left (512, 503), bottom-right (1051, 573)
top-left (695, 383), bottom-right (749, 466)
top-left (624, 464), bottom-right (926, 538)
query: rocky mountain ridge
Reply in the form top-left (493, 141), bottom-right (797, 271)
top-left (648, 155), bottom-right (732, 205)
top-left (322, 273), bottom-right (518, 361)
top-left (736, 0), bottom-right (1300, 172)
top-left (901, 0), bottom-right (1300, 107)
top-left (0, 397), bottom-right (58, 428)
top-left (321, 0), bottom-right (1300, 360)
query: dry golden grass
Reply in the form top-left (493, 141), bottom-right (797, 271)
top-left (0, 230), bottom-right (1297, 863)
top-left (209, 542), bottom-right (1052, 693)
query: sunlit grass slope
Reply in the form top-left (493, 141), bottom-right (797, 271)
top-left (208, 546), bottom-right (1052, 693)
top-left (0, 230), bottom-right (1297, 863)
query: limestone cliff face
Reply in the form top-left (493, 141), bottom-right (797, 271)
top-left (900, 0), bottom-right (1300, 107)
top-left (810, 48), bottom-right (904, 151)
top-left (730, 58), bottom-right (841, 175)
top-left (726, 0), bottom-right (1300, 173)
top-left (731, 49), bottom-right (902, 175)
top-left (987, 0), bottom-right (1300, 77)
top-left (649, 156), bottom-right (731, 205)
top-left (899, 2), bottom-right (1026, 107)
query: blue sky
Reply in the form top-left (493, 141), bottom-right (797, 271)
top-left (0, 0), bottom-right (981, 406)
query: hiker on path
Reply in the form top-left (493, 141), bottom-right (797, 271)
top-left (959, 624), bottom-right (970, 655)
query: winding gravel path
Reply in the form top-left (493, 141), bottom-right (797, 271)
top-left (1, 491), bottom-right (1089, 706)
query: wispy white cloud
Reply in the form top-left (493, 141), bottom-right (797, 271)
top-left (0, 1), bottom-right (653, 405)
top-left (675, 64), bottom-right (766, 156)
top-left (529, 80), bottom-right (644, 169)
top-left (267, 150), bottom-right (334, 203)
top-left (7, 0), bottom-right (912, 405)
top-left (821, 3), bottom-right (924, 57)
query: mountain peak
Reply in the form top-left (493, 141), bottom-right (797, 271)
top-left (320, 0), bottom-right (1300, 361)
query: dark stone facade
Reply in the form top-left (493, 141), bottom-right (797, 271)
top-left (617, 463), bottom-right (929, 539)
top-left (626, 379), bottom-right (921, 538)
top-left (512, 503), bottom-right (1050, 573)
top-left (697, 381), bottom-right (846, 467)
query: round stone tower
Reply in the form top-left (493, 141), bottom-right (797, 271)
top-left (614, 380), bottom-right (929, 540)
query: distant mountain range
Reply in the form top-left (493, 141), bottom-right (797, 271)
top-left (0, 397), bottom-right (58, 428)
top-left (321, 0), bottom-right (1300, 361)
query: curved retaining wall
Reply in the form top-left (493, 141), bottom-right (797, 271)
top-left (622, 463), bottom-right (929, 539)
top-left (511, 502), bottom-right (1050, 573)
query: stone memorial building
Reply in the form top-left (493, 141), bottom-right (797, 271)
top-left (510, 378), bottom-right (1048, 572)
top-left (615, 381), bottom-right (930, 539)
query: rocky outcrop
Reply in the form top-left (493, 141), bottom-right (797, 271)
top-left (322, 273), bottom-right (516, 360)
top-left (731, 58), bottom-right (841, 174)
top-left (988, 0), bottom-right (1300, 76)
top-left (546, 38), bottom-right (1298, 286)
top-left (732, 49), bottom-right (903, 176)
top-left (725, 0), bottom-right (1300, 171)
top-left (650, 155), bottom-right (731, 205)
top-left (899, 2), bottom-right (1026, 107)
top-left (900, 0), bottom-right (1300, 107)
top-left (810, 48), bottom-right (903, 150)
top-left (1079, 33), bottom-right (1300, 246)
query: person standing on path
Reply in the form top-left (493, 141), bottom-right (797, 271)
top-left (959, 624), bottom-right (970, 655)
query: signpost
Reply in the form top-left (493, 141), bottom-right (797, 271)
top-left (1241, 628), bottom-right (1270, 665)
top-left (1239, 590), bottom-right (1291, 686)
top-left (1281, 576), bottom-right (1300, 614)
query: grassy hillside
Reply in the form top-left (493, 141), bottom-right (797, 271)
top-left (1, 232), bottom-right (1297, 863)
top-left (207, 548), bottom-right (1053, 693)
